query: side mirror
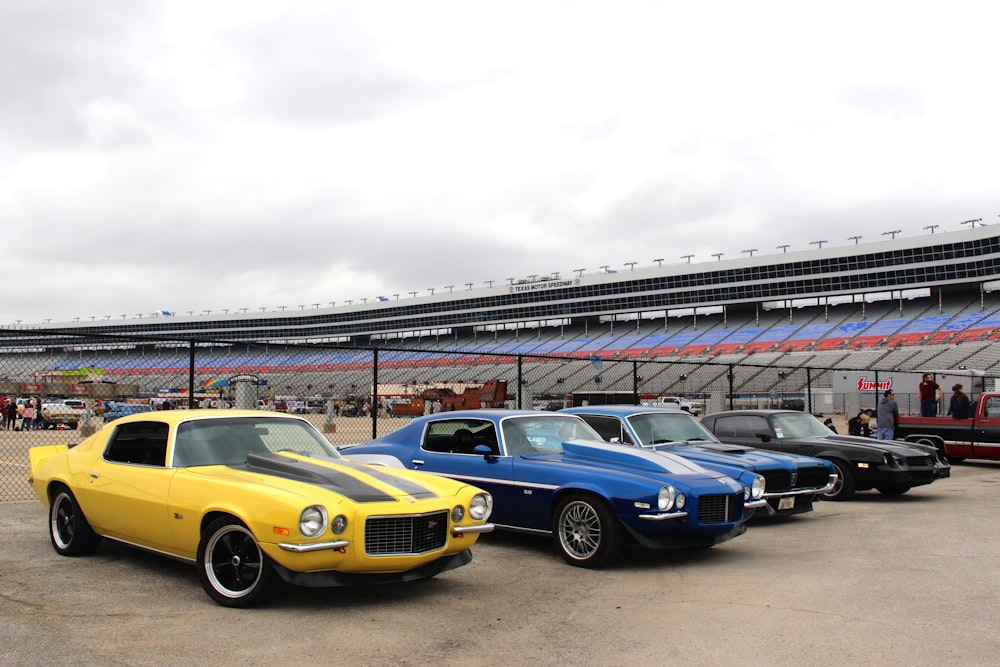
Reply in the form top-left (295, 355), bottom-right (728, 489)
top-left (473, 444), bottom-right (496, 459)
top-left (754, 433), bottom-right (771, 443)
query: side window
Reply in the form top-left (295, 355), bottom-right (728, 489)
top-left (984, 396), bottom-right (1000, 417)
top-left (578, 415), bottom-right (631, 445)
top-left (104, 421), bottom-right (169, 466)
top-left (421, 419), bottom-right (498, 455)
top-left (710, 415), bottom-right (770, 439)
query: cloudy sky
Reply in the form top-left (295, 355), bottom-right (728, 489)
top-left (2, 0), bottom-right (997, 325)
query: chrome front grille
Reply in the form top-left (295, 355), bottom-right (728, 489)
top-left (697, 494), bottom-right (742, 524)
top-left (364, 511), bottom-right (449, 556)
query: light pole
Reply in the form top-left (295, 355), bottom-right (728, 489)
top-left (574, 268), bottom-right (585, 277)
top-left (741, 248), bottom-right (758, 257)
top-left (653, 258), bottom-right (664, 267)
top-left (961, 218), bottom-right (982, 229)
top-left (922, 225), bottom-right (938, 234)
top-left (712, 253), bottom-right (724, 261)
top-left (624, 261), bottom-right (637, 271)
top-left (465, 283), bottom-right (473, 290)
top-left (882, 230), bottom-right (901, 240)
top-left (445, 285), bottom-right (454, 293)
top-left (776, 244), bottom-right (789, 253)
top-left (809, 240), bottom-right (828, 249)
top-left (680, 254), bottom-right (694, 263)
top-left (848, 235), bottom-right (862, 244)
top-left (600, 265), bottom-right (609, 273)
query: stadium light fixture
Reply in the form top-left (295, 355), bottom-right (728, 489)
top-left (428, 288), bottom-right (435, 295)
top-left (882, 230), bottom-right (901, 239)
top-left (625, 262), bottom-right (637, 271)
top-left (776, 245), bottom-right (789, 253)
top-left (409, 291), bottom-right (417, 298)
top-left (444, 285), bottom-right (454, 293)
top-left (848, 236), bottom-right (862, 244)
top-left (574, 268), bottom-right (585, 276)
top-left (393, 294), bottom-right (400, 299)
top-left (681, 254), bottom-right (694, 263)
top-left (465, 283), bottom-right (473, 290)
top-left (961, 218), bottom-right (982, 229)
top-left (809, 240), bottom-right (828, 249)
top-left (600, 265), bottom-right (609, 272)
top-left (277, 306), bottom-right (287, 312)
top-left (507, 277), bottom-right (516, 285)
top-left (484, 280), bottom-right (495, 287)
top-left (922, 225), bottom-right (938, 234)
top-left (653, 258), bottom-right (664, 267)
top-left (712, 253), bottom-right (724, 261)
top-left (741, 249), bottom-right (758, 257)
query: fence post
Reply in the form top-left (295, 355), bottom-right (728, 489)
top-left (632, 361), bottom-right (639, 404)
top-left (517, 355), bottom-right (523, 409)
top-left (372, 347), bottom-right (379, 440)
top-left (806, 367), bottom-right (813, 413)
top-left (728, 364), bottom-right (735, 410)
top-left (188, 341), bottom-right (196, 409)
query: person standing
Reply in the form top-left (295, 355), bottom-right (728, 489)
top-left (947, 384), bottom-right (972, 419)
top-left (21, 400), bottom-right (36, 431)
top-left (918, 373), bottom-right (943, 417)
top-left (876, 389), bottom-right (899, 440)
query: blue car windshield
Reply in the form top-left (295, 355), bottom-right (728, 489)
top-left (626, 412), bottom-right (720, 447)
top-left (500, 415), bottom-right (603, 455)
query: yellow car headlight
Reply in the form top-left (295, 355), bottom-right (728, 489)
top-left (299, 505), bottom-right (329, 538)
top-left (469, 492), bottom-right (493, 521)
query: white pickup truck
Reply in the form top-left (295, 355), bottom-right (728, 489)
top-left (640, 396), bottom-right (704, 416)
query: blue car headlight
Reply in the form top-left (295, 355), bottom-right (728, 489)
top-left (658, 485), bottom-right (676, 511)
top-left (744, 475), bottom-right (765, 501)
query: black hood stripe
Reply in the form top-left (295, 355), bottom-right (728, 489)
top-left (332, 459), bottom-right (438, 499)
top-left (240, 453), bottom-right (403, 503)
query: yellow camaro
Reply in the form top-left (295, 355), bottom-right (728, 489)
top-left (29, 409), bottom-right (493, 607)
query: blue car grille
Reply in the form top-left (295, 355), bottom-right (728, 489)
top-left (364, 511), bottom-right (449, 556)
top-left (697, 494), bottom-right (742, 524)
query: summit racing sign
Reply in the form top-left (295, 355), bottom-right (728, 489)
top-left (856, 377), bottom-right (893, 393)
top-left (508, 277), bottom-right (580, 293)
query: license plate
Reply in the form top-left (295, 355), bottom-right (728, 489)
top-left (778, 496), bottom-right (795, 510)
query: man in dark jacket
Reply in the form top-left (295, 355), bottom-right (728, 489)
top-left (877, 390), bottom-right (899, 440)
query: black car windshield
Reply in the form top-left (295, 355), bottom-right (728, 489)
top-left (771, 412), bottom-right (835, 438)
top-left (173, 416), bottom-right (342, 467)
top-left (626, 412), bottom-right (720, 446)
top-left (501, 415), bottom-right (603, 455)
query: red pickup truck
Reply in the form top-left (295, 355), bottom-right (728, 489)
top-left (894, 392), bottom-right (1000, 462)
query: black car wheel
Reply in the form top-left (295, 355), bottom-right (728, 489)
top-left (197, 517), bottom-right (276, 608)
top-left (820, 459), bottom-right (856, 501)
top-left (553, 493), bottom-right (623, 568)
top-left (49, 487), bottom-right (101, 556)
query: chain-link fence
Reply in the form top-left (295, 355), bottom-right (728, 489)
top-left (0, 333), bottom-right (936, 501)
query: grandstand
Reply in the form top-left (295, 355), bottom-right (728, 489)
top-left (3, 225), bottom-right (1000, 406)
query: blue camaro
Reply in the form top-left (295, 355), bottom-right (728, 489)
top-left (561, 406), bottom-right (838, 518)
top-left (342, 410), bottom-right (762, 568)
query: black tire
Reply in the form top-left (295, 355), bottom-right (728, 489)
top-left (820, 459), bottom-right (856, 501)
top-left (197, 517), bottom-right (276, 608)
top-left (553, 493), bottom-right (623, 568)
top-left (49, 487), bottom-right (101, 556)
top-left (877, 485), bottom-right (911, 495)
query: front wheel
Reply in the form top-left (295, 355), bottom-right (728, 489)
top-left (197, 517), bottom-right (277, 608)
top-left (553, 494), bottom-right (623, 568)
top-left (820, 459), bottom-right (856, 501)
top-left (49, 487), bottom-right (101, 556)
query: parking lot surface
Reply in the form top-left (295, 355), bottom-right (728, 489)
top-left (2, 463), bottom-right (999, 666)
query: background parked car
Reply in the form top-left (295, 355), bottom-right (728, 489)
top-left (561, 405), bottom-right (837, 518)
top-left (102, 403), bottom-right (154, 423)
top-left (701, 409), bottom-right (951, 500)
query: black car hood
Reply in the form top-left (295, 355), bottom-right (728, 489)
top-left (822, 434), bottom-right (937, 456)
